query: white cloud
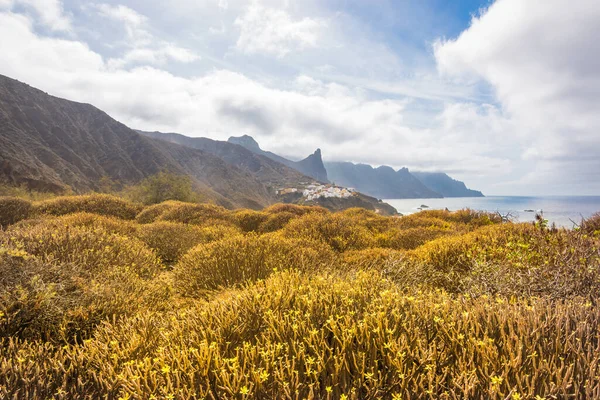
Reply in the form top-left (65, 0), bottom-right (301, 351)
top-left (234, 2), bottom-right (326, 57)
top-left (0, 9), bottom-right (508, 186)
top-left (2, 0), bottom-right (71, 31)
top-left (434, 0), bottom-right (600, 192)
top-left (91, 3), bottom-right (199, 68)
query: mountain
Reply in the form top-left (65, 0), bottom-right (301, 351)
top-left (325, 162), bottom-right (442, 199)
top-left (138, 130), bottom-right (310, 188)
top-left (412, 172), bottom-right (484, 197)
top-left (228, 135), bottom-right (329, 182)
top-left (0, 74), bottom-right (275, 209)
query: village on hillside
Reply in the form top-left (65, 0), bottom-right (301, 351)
top-left (277, 183), bottom-right (356, 201)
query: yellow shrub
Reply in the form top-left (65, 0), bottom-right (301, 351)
top-left (3, 224), bottom-right (161, 278)
top-left (0, 196), bottom-right (32, 228)
top-left (342, 248), bottom-right (405, 271)
top-left (135, 200), bottom-right (188, 224)
top-left (0, 246), bottom-right (169, 343)
top-left (394, 214), bottom-right (455, 230)
top-left (582, 212), bottom-right (600, 236)
top-left (136, 221), bottom-right (241, 263)
top-left (264, 203), bottom-right (329, 216)
top-left (377, 226), bottom-right (454, 250)
top-left (157, 203), bottom-right (231, 225)
top-left (258, 211), bottom-right (298, 232)
top-left (229, 209), bottom-right (269, 232)
top-left (5, 271), bottom-right (598, 399)
top-left (11, 212), bottom-right (138, 236)
top-left (282, 212), bottom-right (377, 252)
top-left (339, 207), bottom-right (394, 232)
top-left (34, 194), bottom-right (141, 220)
top-left (174, 233), bottom-right (334, 297)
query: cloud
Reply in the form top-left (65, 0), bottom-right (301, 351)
top-left (234, 2), bottom-right (326, 57)
top-left (2, 0), bottom-right (71, 31)
top-left (90, 3), bottom-right (200, 68)
top-left (2, 0), bottom-right (599, 195)
top-left (434, 0), bottom-right (600, 193)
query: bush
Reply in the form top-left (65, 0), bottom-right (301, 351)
top-left (342, 248), bottom-right (405, 271)
top-left (581, 212), bottom-right (600, 236)
top-left (282, 212), bottom-right (377, 252)
top-left (0, 197), bottom-right (32, 228)
top-left (4, 271), bottom-right (599, 399)
top-left (3, 224), bottom-right (161, 279)
top-left (124, 171), bottom-right (201, 205)
top-left (0, 245), bottom-right (169, 343)
top-left (34, 194), bottom-right (141, 220)
top-left (157, 203), bottom-right (231, 225)
top-left (11, 212), bottom-right (138, 236)
top-left (174, 234), bottom-right (334, 297)
top-left (258, 211), bottom-right (298, 233)
top-left (264, 203), bottom-right (329, 216)
top-left (135, 201), bottom-right (188, 224)
top-left (229, 209), bottom-right (269, 232)
top-left (136, 221), bottom-right (241, 264)
top-left (376, 226), bottom-right (454, 250)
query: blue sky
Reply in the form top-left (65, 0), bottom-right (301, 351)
top-left (0, 0), bottom-right (599, 195)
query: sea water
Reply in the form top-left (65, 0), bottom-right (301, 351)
top-left (385, 196), bottom-right (600, 228)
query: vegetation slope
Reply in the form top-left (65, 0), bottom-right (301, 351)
top-left (0, 193), bottom-right (599, 399)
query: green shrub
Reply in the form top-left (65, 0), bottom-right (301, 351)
top-left (124, 171), bottom-right (201, 205)
top-left (34, 194), bottom-right (141, 220)
top-left (0, 197), bottom-right (32, 228)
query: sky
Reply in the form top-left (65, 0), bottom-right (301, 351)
top-left (0, 0), bottom-right (599, 196)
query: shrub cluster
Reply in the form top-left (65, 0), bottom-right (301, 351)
top-left (1, 197), bottom-right (599, 399)
top-left (0, 197), bottom-right (32, 228)
top-left (33, 194), bottom-right (141, 220)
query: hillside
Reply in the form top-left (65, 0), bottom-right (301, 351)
top-left (413, 171), bottom-right (484, 197)
top-left (228, 135), bottom-right (329, 182)
top-left (325, 162), bottom-right (442, 199)
top-left (138, 130), bottom-right (310, 188)
top-left (0, 74), bottom-right (276, 209)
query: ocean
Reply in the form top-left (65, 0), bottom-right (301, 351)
top-left (385, 196), bottom-right (600, 228)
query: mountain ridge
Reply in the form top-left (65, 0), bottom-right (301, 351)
top-left (325, 162), bottom-right (443, 199)
top-left (412, 171), bottom-right (484, 197)
top-left (0, 74), bottom-right (275, 209)
top-left (228, 135), bottom-right (329, 182)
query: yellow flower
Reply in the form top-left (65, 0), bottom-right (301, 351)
top-left (326, 386), bottom-right (333, 393)
top-left (240, 386), bottom-right (250, 395)
top-left (161, 365), bottom-right (171, 374)
top-left (259, 370), bottom-right (270, 382)
top-left (490, 375), bottom-right (503, 386)
top-left (512, 393), bottom-right (522, 400)
top-left (392, 394), bottom-right (402, 400)
top-left (340, 395), bottom-right (348, 400)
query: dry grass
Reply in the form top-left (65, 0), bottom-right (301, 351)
top-left (1, 199), bottom-right (599, 399)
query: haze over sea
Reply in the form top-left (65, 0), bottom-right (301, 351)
top-left (386, 196), bottom-right (600, 228)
